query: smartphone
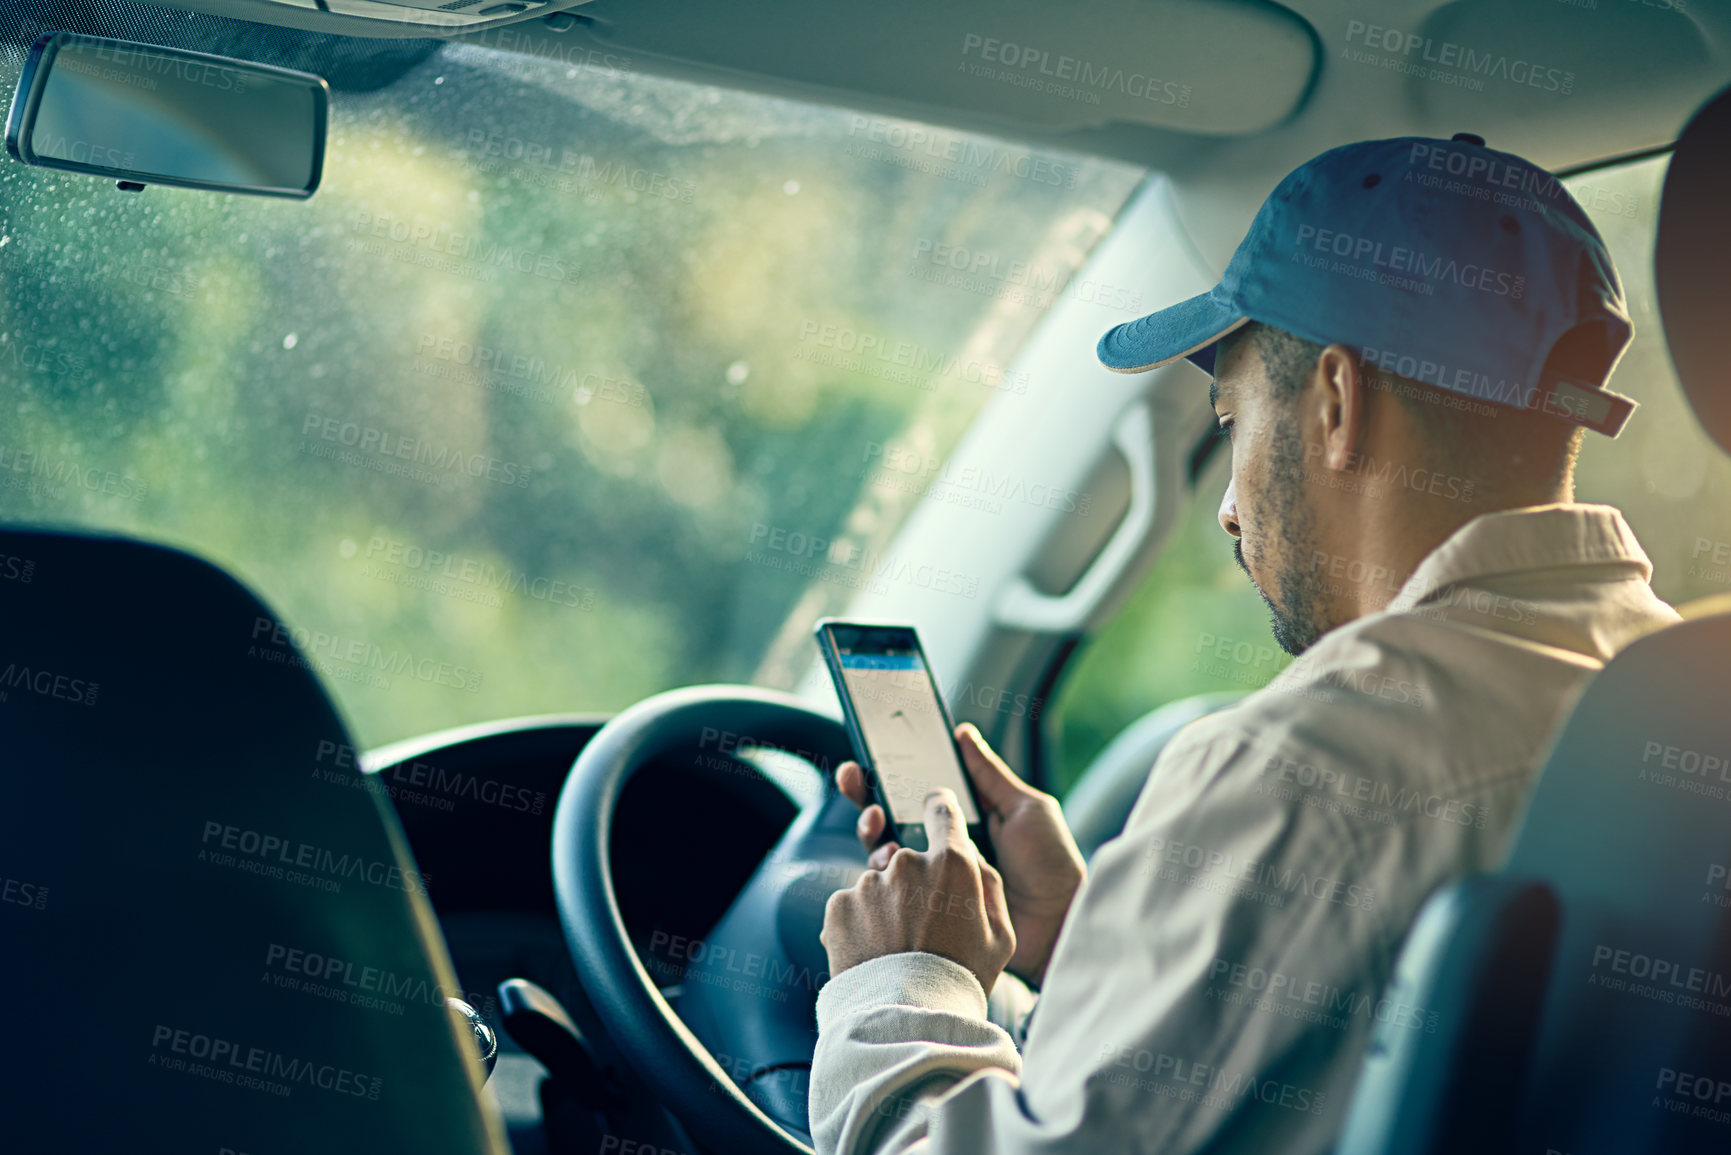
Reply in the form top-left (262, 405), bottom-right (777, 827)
top-left (814, 618), bottom-right (992, 859)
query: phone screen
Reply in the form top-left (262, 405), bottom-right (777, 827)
top-left (832, 631), bottom-right (981, 826)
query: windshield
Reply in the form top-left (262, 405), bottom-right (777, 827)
top-left (0, 34), bottom-right (1143, 746)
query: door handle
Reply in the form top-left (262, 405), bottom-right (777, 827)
top-left (992, 400), bottom-right (1157, 634)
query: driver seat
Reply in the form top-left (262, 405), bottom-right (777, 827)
top-left (0, 527), bottom-right (508, 1154)
top-left (1335, 84), bottom-right (1731, 1155)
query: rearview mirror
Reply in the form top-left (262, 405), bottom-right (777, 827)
top-left (5, 32), bottom-right (329, 198)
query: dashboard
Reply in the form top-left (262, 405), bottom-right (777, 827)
top-left (368, 716), bottom-right (808, 1055)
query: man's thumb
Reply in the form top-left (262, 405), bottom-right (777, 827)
top-left (956, 723), bottom-right (1024, 808)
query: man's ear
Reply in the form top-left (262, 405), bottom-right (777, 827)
top-left (1312, 344), bottom-right (1366, 471)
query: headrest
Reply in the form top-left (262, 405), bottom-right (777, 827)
top-left (1656, 83), bottom-right (1731, 455)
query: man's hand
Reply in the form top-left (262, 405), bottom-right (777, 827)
top-left (821, 788), bottom-right (1016, 996)
top-left (836, 723), bottom-right (1087, 986)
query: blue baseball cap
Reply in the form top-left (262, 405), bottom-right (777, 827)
top-left (1097, 134), bottom-right (1638, 436)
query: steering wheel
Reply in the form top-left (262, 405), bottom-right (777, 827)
top-left (552, 684), bottom-right (864, 1155)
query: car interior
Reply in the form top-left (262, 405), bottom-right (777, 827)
top-left (4, 1), bottom-right (1731, 1152)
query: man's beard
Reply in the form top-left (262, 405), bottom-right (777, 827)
top-left (1234, 440), bottom-right (1332, 656)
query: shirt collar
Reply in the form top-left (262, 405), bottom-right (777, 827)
top-left (1385, 503), bottom-right (1654, 613)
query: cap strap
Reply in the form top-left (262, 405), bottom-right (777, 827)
top-left (1539, 378), bottom-right (1638, 438)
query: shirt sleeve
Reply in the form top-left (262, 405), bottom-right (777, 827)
top-left (808, 721), bottom-right (1375, 1155)
top-left (985, 970), bottom-right (1039, 1046)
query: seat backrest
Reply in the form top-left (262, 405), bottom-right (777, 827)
top-left (1337, 82), bottom-right (1731, 1155)
top-left (1501, 613), bottom-right (1731, 1151)
top-left (0, 527), bottom-right (509, 1154)
top-left (1339, 615), bottom-right (1731, 1154)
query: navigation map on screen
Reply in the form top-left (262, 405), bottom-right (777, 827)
top-left (837, 645), bottom-right (980, 826)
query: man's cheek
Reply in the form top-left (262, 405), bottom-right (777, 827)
top-left (1233, 486), bottom-right (1270, 559)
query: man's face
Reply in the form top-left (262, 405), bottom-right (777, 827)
top-left (1211, 333), bottom-right (1333, 656)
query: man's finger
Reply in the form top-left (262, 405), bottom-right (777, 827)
top-left (856, 803), bottom-right (886, 853)
top-left (925, 787), bottom-right (968, 851)
top-left (980, 860), bottom-right (1007, 904)
top-left (821, 889), bottom-right (847, 938)
top-left (867, 840), bottom-right (900, 870)
top-left (837, 762), bottom-right (870, 808)
top-left (955, 724), bottom-right (1028, 813)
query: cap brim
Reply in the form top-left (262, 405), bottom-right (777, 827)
top-left (1096, 287), bottom-right (1247, 375)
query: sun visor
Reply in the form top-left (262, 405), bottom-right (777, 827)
top-left (538, 0), bottom-right (1317, 136)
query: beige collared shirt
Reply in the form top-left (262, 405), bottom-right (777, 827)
top-left (811, 503), bottom-right (1680, 1155)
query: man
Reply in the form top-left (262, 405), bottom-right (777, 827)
top-left (809, 135), bottom-right (1681, 1154)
